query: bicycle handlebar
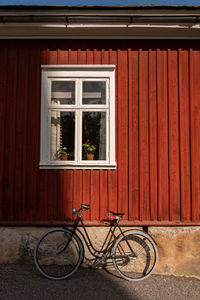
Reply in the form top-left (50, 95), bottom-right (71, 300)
top-left (72, 203), bottom-right (90, 216)
top-left (81, 203), bottom-right (90, 210)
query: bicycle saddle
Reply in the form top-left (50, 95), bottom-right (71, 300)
top-left (107, 211), bottom-right (125, 219)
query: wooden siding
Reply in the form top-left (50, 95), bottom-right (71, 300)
top-left (0, 40), bottom-right (200, 225)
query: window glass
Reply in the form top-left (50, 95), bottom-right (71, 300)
top-left (50, 111), bottom-right (75, 161)
top-left (82, 81), bottom-right (106, 105)
top-left (82, 112), bottom-right (106, 160)
top-left (51, 81), bottom-right (75, 105)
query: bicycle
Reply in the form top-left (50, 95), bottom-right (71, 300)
top-left (34, 203), bottom-right (158, 281)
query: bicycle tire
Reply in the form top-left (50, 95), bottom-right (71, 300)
top-left (112, 230), bottom-right (158, 281)
top-left (34, 228), bottom-right (84, 280)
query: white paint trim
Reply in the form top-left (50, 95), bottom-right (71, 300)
top-left (0, 22), bottom-right (200, 31)
top-left (39, 163), bottom-right (117, 170)
top-left (40, 65), bottom-right (116, 169)
top-left (66, 24), bottom-right (200, 29)
top-left (66, 24), bottom-right (128, 28)
top-left (0, 23), bottom-right (67, 27)
top-left (41, 65), bottom-right (116, 70)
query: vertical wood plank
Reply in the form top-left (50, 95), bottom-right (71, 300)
top-left (157, 44), bottom-right (169, 221)
top-left (57, 41), bottom-right (68, 64)
top-left (90, 170), bottom-right (100, 221)
top-left (117, 48), bottom-right (129, 216)
top-left (93, 40), bottom-right (101, 65)
top-left (73, 169), bottom-right (78, 214)
top-left (64, 170), bottom-right (73, 221)
top-left (139, 46), bottom-right (150, 220)
top-left (128, 46), bottom-right (133, 221)
top-left (3, 41), bottom-right (18, 220)
top-left (49, 41), bottom-right (57, 64)
top-left (37, 170), bottom-right (48, 221)
top-left (57, 170), bottom-right (65, 220)
top-left (168, 46), bottom-right (180, 221)
top-left (102, 47), bottom-right (109, 64)
top-left (73, 170), bottom-right (83, 216)
top-left (99, 170), bottom-right (108, 220)
top-left (179, 45), bottom-right (191, 221)
top-left (14, 41), bottom-right (29, 220)
top-left (149, 47), bottom-right (158, 221)
top-left (107, 170), bottom-right (117, 214)
top-left (86, 47), bottom-right (93, 64)
top-left (0, 41), bottom-right (8, 220)
top-left (26, 41), bottom-right (41, 221)
top-left (41, 41), bottom-right (49, 65)
top-left (77, 41), bottom-right (86, 64)
top-left (47, 171), bottom-right (58, 220)
top-left (189, 45), bottom-right (200, 221)
top-left (82, 170), bottom-right (91, 221)
top-left (68, 41), bottom-right (78, 64)
top-left (128, 44), bottom-right (140, 221)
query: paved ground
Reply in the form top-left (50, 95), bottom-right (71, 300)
top-left (0, 265), bottom-right (199, 300)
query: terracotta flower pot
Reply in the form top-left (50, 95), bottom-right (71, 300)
top-left (60, 155), bottom-right (68, 160)
top-left (86, 154), bottom-right (94, 160)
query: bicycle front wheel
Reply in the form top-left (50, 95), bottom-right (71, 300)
top-left (112, 230), bottom-right (158, 281)
top-left (34, 228), bottom-right (84, 280)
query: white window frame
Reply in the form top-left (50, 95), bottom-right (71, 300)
top-left (40, 65), bottom-right (116, 169)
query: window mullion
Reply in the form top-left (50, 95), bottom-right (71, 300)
top-left (76, 79), bottom-right (82, 164)
top-left (74, 110), bottom-right (78, 163)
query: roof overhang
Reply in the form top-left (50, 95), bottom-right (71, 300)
top-left (1, 5), bottom-right (200, 39)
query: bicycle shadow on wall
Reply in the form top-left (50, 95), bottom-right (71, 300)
top-left (78, 223), bottom-right (153, 283)
top-left (97, 234), bottom-right (153, 281)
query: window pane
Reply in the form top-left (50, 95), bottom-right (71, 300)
top-left (82, 81), bottom-right (106, 105)
top-left (51, 81), bottom-right (75, 105)
top-left (82, 112), bottom-right (106, 160)
top-left (50, 111), bottom-right (75, 161)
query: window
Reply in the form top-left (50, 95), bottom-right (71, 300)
top-left (40, 65), bottom-right (116, 169)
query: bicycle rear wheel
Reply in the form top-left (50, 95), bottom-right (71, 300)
top-left (34, 228), bottom-right (84, 280)
top-left (112, 230), bottom-right (158, 281)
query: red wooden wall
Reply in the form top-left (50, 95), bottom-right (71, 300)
top-left (0, 40), bottom-right (200, 225)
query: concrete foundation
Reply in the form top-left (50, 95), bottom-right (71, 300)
top-left (0, 226), bottom-right (199, 279)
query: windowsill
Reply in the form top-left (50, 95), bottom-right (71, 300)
top-left (39, 162), bottom-right (117, 170)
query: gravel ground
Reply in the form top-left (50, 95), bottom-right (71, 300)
top-left (0, 265), bottom-right (199, 300)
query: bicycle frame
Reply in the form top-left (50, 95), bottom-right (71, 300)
top-left (34, 204), bottom-right (158, 281)
top-left (64, 214), bottom-right (133, 260)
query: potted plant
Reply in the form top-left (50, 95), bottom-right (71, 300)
top-left (82, 140), bottom-right (96, 160)
top-left (58, 147), bottom-right (69, 160)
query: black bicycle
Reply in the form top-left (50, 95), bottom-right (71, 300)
top-left (34, 203), bottom-right (158, 281)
